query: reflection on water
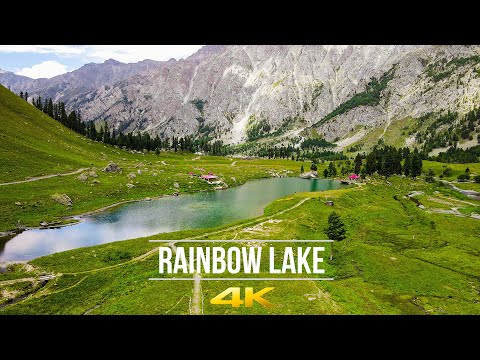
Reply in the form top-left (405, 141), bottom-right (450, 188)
top-left (0, 178), bottom-right (344, 262)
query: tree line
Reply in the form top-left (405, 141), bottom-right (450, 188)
top-left (365, 145), bottom-right (423, 178)
top-left (430, 145), bottom-right (480, 163)
top-left (26, 94), bottom-right (229, 156)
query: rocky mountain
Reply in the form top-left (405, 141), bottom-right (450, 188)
top-left (0, 58), bottom-right (166, 102)
top-left (3, 45), bottom-right (480, 151)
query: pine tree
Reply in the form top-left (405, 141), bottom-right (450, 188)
top-left (411, 149), bottom-right (423, 178)
top-left (365, 152), bottom-right (377, 175)
top-left (47, 98), bottom-right (54, 118)
top-left (324, 211), bottom-right (346, 260)
top-left (300, 165), bottom-right (304, 173)
top-left (325, 212), bottom-right (346, 241)
top-left (425, 168), bottom-right (435, 183)
top-left (403, 154), bottom-right (412, 177)
top-left (19, 91), bottom-right (24, 99)
top-left (173, 137), bottom-right (178, 152)
top-left (323, 168), bottom-right (329, 178)
top-left (328, 162), bottom-right (337, 177)
top-left (354, 153), bottom-right (362, 174)
top-left (24, 92), bottom-right (28, 101)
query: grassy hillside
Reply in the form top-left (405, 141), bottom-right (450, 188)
top-left (0, 84), bottom-right (118, 182)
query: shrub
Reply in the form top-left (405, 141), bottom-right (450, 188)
top-left (442, 167), bottom-right (453, 177)
top-left (425, 169), bottom-right (435, 183)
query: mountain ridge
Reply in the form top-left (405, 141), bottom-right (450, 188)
top-left (2, 45), bottom-right (480, 152)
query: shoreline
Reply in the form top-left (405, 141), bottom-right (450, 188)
top-left (0, 174), bottom-right (280, 236)
top-left (0, 175), bottom-right (346, 238)
top-left (0, 176), bottom-right (347, 265)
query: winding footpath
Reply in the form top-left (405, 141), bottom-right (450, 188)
top-left (0, 168), bottom-right (87, 186)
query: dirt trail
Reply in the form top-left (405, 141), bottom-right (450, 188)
top-left (0, 168), bottom-right (87, 186)
top-left (0, 277), bottom-right (36, 286)
top-left (190, 273), bottom-right (203, 315)
top-left (166, 242), bottom-right (203, 315)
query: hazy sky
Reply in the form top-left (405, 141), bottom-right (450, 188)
top-left (0, 45), bottom-right (204, 79)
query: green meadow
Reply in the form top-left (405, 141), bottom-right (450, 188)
top-left (1, 176), bottom-right (479, 314)
top-left (1, 84), bottom-right (480, 314)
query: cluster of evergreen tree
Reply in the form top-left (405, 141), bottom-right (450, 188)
top-left (26, 94), bottom-right (229, 156)
top-left (255, 144), bottom-right (296, 159)
top-left (430, 145), bottom-right (480, 163)
top-left (303, 150), bottom-right (347, 162)
top-left (19, 91), bottom-right (29, 101)
top-left (365, 145), bottom-right (422, 178)
top-left (300, 138), bottom-right (335, 149)
top-left (32, 96), bottom-right (86, 135)
top-left (323, 161), bottom-right (338, 178)
top-left (418, 109), bottom-right (480, 157)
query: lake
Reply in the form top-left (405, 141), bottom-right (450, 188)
top-left (0, 177), bottom-right (345, 263)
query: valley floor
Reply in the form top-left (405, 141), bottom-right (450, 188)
top-left (1, 176), bottom-right (479, 314)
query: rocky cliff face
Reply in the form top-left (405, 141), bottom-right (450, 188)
top-left (3, 45), bottom-right (480, 148)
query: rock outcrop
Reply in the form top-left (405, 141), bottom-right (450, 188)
top-left (300, 171), bottom-right (318, 179)
top-left (51, 193), bottom-right (73, 206)
top-left (103, 163), bottom-right (122, 173)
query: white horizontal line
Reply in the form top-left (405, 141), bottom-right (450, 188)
top-left (149, 278), bottom-right (334, 281)
top-left (149, 240), bottom-right (333, 243)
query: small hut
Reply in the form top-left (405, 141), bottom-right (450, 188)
top-left (201, 174), bottom-right (218, 182)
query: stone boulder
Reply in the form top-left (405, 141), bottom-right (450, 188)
top-left (300, 171), bottom-right (318, 179)
top-left (127, 172), bottom-right (137, 179)
top-left (77, 173), bottom-right (89, 181)
top-left (103, 163), bottom-right (122, 173)
top-left (52, 193), bottom-right (73, 206)
top-left (126, 183), bottom-right (135, 189)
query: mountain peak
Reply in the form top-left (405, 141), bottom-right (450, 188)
top-left (104, 58), bottom-right (122, 65)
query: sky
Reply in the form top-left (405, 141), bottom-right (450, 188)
top-left (0, 45), bottom-right (204, 79)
